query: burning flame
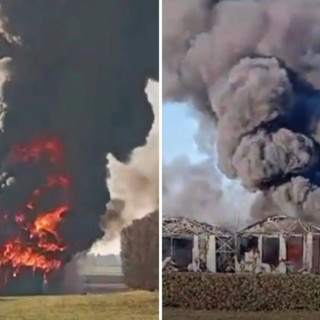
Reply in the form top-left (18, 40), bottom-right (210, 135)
top-left (287, 242), bottom-right (303, 261)
top-left (0, 135), bottom-right (71, 287)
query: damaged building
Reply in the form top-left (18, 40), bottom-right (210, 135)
top-left (162, 217), bottom-right (235, 273)
top-left (236, 216), bottom-right (320, 274)
top-left (162, 216), bottom-right (320, 274)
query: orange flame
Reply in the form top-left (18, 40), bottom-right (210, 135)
top-left (0, 239), bottom-right (62, 272)
top-left (0, 135), bottom-right (71, 286)
top-left (33, 205), bottom-right (68, 237)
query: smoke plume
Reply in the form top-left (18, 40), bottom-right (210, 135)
top-left (91, 80), bottom-right (159, 255)
top-left (163, 0), bottom-right (320, 223)
top-left (107, 80), bottom-right (159, 224)
top-left (0, 0), bottom-right (158, 290)
top-left (163, 156), bottom-right (255, 229)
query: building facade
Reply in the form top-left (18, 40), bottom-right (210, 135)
top-left (162, 217), bottom-right (235, 272)
top-left (162, 216), bottom-right (320, 274)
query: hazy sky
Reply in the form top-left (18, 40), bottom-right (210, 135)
top-left (163, 102), bottom-right (204, 164)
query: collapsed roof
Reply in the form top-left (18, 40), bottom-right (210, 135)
top-left (162, 216), bottom-right (232, 237)
top-left (163, 215), bottom-right (320, 238)
top-left (239, 215), bottom-right (320, 235)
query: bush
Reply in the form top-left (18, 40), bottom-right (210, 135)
top-left (163, 272), bottom-right (320, 311)
top-left (121, 211), bottom-right (158, 291)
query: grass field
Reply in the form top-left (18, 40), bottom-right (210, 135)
top-left (0, 291), bottom-right (158, 320)
top-left (163, 308), bottom-right (320, 320)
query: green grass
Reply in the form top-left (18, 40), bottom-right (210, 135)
top-left (163, 308), bottom-right (320, 320)
top-left (0, 291), bottom-right (158, 320)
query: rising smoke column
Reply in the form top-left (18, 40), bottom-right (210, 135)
top-left (163, 0), bottom-right (320, 223)
top-left (0, 0), bottom-right (158, 288)
top-left (107, 80), bottom-right (159, 224)
top-left (108, 81), bottom-right (159, 224)
top-left (91, 79), bottom-right (159, 254)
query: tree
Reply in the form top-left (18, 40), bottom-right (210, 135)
top-left (120, 211), bottom-right (158, 291)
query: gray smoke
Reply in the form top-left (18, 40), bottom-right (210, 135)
top-left (163, 156), bottom-right (255, 229)
top-left (163, 0), bottom-right (320, 223)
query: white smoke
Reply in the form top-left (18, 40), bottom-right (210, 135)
top-left (163, 152), bottom-right (256, 230)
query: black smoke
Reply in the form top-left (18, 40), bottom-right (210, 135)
top-left (0, 0), bottom-right (158, 284)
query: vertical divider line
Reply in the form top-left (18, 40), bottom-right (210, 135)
top-left (158, 0), bottom-right (163, 318)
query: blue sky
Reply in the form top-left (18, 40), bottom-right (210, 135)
top-left (162, 102), bottom-right (204, 163)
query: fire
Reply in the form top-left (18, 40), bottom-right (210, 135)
top-left (33, 205), bottom-right (68, 237)
top-left (287, 242), bottom-right (303, 260)
top-left (1, 239), bottom-right (62, 272)
top-left (8, 136), bottom-right (64, 165)
top-left (0, 135), bottom-right (71, 288)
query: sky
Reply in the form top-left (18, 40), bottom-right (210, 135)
top-left (163, 102), bottom-right (204, 164)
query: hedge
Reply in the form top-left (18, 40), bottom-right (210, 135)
top-left (163, 272), bottom-right (320, 311)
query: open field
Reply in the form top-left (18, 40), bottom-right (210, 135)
top-left (164, 308), bottom-right (320, 320)
top-left (0, 291), bottom-right (158, 320)
top-left (78, 262), bottom-right (126, 293)
top-left (78, 265), bottom-right (122, 276)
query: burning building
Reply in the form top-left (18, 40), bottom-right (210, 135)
top-left (162, 217), bottom-right (235, 273)
top-left (0, 0), bottom-right (158, 295)
top-left (163, 215), bottom-right (320, 275)
top-left (236, 215), bottom-right (320, 274)
top-left (163, 0), bottom-right (320, 259)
